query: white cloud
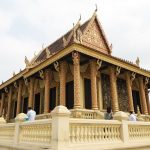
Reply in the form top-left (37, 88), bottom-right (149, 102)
top-left (0, 0), bottom-right (150, 82)
top-left (0, 10), bottom-right (14, 33)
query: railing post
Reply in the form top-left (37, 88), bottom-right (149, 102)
top-left (13, 122), bottom-right (20, 145)
top-left (121, 121), bottom-right (129, 143)
top-left (51, 105), bottom-right (71, 150)
top-left (13, 113), bottom-right (28, 146)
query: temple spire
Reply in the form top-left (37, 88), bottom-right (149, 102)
top-left (95, 4), bottom-right (98, 12)
top-left (91, 4), bottom-right (98, 19)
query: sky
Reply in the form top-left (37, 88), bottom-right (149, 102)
top-left (0, 0), bottom-right (150, 82)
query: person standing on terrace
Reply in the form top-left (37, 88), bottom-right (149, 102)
top-left (104, 106), bottom-right (113, 120)
top-left (27, 107), bottom-right (36, 121)
top-left (129, 111), bottom-right (137, 121)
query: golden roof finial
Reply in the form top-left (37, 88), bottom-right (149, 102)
top-left (46, 47), bottom-right (51, 58)
top-left (91, 4), bottom-right (98, 20)
top-left (25, 56), bottom-right (30, 67)
top-left (13, 71), bottom-right (15, 76)
top-left (95, 4), bottom-right (98, 12)
top-left (135, 57), bottom-right (140, 66)
top-left (79, 14), bottom-right (81, 22)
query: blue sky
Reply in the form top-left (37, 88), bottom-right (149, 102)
top-left (0, 0), bottom-right (150, 82)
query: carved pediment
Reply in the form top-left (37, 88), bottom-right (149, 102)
top-left (82, 19), bottom-right (110, 54)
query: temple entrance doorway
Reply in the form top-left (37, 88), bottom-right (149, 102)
top-left (13, 101), bottom-right (17, 118)
top-left (23, 97), bottom-right (28, 113)
top-left (66, 81), bottom-right (74, 109)
top-left (84, 78), bottom-right (92, 109)
top-left (132, 90), bottom-right (141, 113)
top-left (50, 87), bottom-right (56, 111)
top-left (34, 93), bottom-right (40, 115)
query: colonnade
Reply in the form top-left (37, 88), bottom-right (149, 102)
top-left (0, 52), bottom-right (150, 120)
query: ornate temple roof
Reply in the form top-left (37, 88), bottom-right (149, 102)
top-left (29, 11), bottom-right (111, 68)
top-left (0, 11), bottom-right (150, 89)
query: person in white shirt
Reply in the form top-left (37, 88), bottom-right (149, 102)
top-left (129, 111), bottom-right (137, 121)
top-left (27, 107), bottom-right (36, 121)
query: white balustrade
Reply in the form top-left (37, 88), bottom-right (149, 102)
top-left (19, 119), bottom-right (52, 145)
top-left (81, 111), bottom-right (95, 119)
top-left (0, 123), bottom-right (15, 141)
top-left (70, 109), bottom-right (103, 119)
top-left (0, 106), bottom-right (150, 150)
top-left (69, 119), bottom-right (121, 143)
top-left (128, 122), bottom-right (150, 140)
top-left (35, 113), bottom-right (51, 120)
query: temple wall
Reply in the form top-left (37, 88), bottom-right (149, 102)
top-left (117, 78), bottom-right (128, 112)
top-left (101, 73), bottom-right (111, 109)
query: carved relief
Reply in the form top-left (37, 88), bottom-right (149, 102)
top-left (4, 87), bottom-right (8, 93)
top-left (144, 77), bottom-right (149, 88)
top-left (54, 61), bottom-right (59, 72)
top-left (14, 82), bottom-right (18, 89)
top-left (24, 78), bottom-right (28, 86)
top-left (131, 72), bottom-right (136, 83)
top-left (82, 21), bottom-right (107, 52)
top-left (39, 70), bottom-right (44, 79)
top-left (46, 47), bottom-right (51, 58)
top-left (116, 66), bottom-right (121, 76)
top-left (72, 52), bottom-right (80, 66)
top-left (101, 74), bottom-right (111, 109)
top-left (117, 78), bottom-right (128, 112)
top-left (72, 52), bottom-right (81, 107)
top-left (96, 60), bottom-right (102, 71)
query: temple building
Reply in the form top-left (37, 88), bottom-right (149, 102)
top-left (0, 10), bottom-right (150, 122)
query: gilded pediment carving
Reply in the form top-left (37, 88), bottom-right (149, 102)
top-left (82, 20), bottom-right (108, 53)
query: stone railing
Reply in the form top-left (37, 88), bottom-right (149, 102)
top-left (0, 123), bottom-right (15, 142)
top-left (70, 109), bottom-right (103, 119)
top-left (35, 113), bottom-right (51, 120)
top-left (0, 119), bottom-right (52, 150)
top-left (19, 119), bottom-right (52, 146)
top-left (69, 119), bottom-right (121, 144)
top-left (0, 106), bottom-right (150, 150)
top-left (128, 121), bottom-right (150, 141)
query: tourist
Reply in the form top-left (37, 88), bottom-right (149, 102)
top-left (104, 106), bottom-right (113, 120)
top-left (27, 107), bottom-right (36, 121)
top-left (129, 111), bottom-right (137, 121)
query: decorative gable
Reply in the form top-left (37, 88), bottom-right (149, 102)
top-left (32, 13), bottom-right (111, 67)
top-left (82, 18), bottom-right (110, 54)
